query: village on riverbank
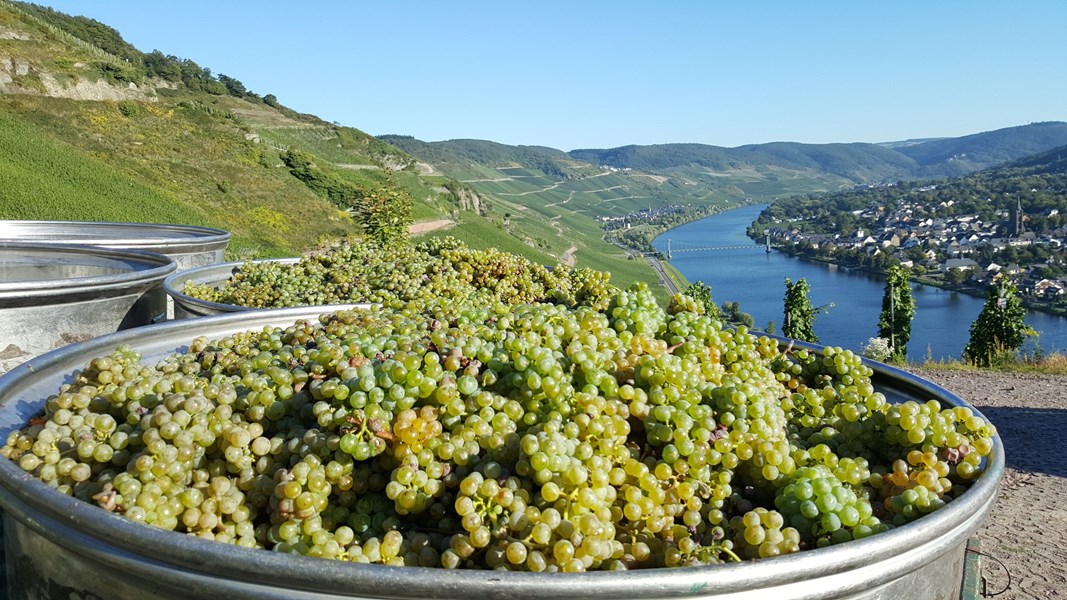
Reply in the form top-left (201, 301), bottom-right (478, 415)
top-left (751, 155), bottom-right (1067, 318)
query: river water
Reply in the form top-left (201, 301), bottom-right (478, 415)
top-left (652, 204), bottom-right (1067, 361)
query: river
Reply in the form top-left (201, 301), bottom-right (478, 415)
top-left (652, 204), bottom-right (1067, 361)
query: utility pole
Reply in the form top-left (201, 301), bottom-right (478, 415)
top-left (667, 239), bottom-right (672, 260)
top-left (889, 290), bottom-right (895, 352)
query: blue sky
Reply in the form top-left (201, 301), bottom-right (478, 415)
top-left (39, 1), bottom-right (1067, 151)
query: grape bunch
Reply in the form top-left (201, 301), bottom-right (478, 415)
top-left (184, 236), bottom-right (618, 311)
top-left (3, 286), bottom-right (997, 572)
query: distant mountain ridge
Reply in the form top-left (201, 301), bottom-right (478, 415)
top-left (567, 121), bottom-right (1067, 182)
top-left (893, 122), bottom-right (1067, 170)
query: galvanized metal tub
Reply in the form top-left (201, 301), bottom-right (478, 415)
top-left (163, 259), bottom-right (371, 319)
top-left (0, 243), bottom-right (176, 375)
top-left (0, 221), bottom-right (230, 272)
top-left (0, 308), bottom-right (1003, 600)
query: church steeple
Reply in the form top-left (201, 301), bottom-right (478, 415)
top-left (1009, 197), bottom-right (1025, 236)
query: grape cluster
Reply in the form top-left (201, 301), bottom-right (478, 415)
top-left (184, 237), bottom-right (617, 311)
top-left (2, 288), bottom-right (997, 571)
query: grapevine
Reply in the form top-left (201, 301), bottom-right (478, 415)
top-left (183, 236), bottom-right (618, 312)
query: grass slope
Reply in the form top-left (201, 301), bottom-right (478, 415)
top-left (0, 109), bottom-right (203, 225)
top-left (0, 94), bottom-right (354, 258)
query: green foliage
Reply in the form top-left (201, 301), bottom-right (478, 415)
top-left (783, 278), bottom-right (818, 342)
top-left (15, 2), bottom-right (144, 66)
top-left (681, 281), bottom-right (720, 319)
top-left (217, 74), bottom-right (247, 98)
top-left (896, 122), bottom-right (1067, 173)
top-left (143, 50), bottom-right (181, 81)
top-left (281, 148), bottom-right (357, 207)
top-left (572, 141), bottom-right (921, 182)
top-left (0, 94), bottom-right (351, 259)
top-left (90, 60), bottom-right (141, 85)
top-left (116, 100), bottom-right (140, 118)
top-left (279, 149), bottom-right (413, 244)
top-left (571, 123), bottom-right (1067, 180)
top-left (720, 301), bottom-right (754, 329)
top-left (355, 179), bottom-right (413, 245)
top-left (381, 135), bottom-right (571, 178)
top-left (944, 268), bottom-right (967, 285)
top-left (877, 265), bottom-right (916, 359)
top-left (964, 275), bottom-right (1036, 367)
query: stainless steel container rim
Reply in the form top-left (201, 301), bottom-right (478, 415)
top-left (0, 220), bottom-right (231, 254)
top-left (0, 242), bottom-right (177, 297)
top-left (0, 309), bottom-right (1005, 597)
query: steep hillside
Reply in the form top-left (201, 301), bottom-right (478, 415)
top-left (0, 0), bottom-right (484, 260)
top-left (0, 0), bottom-right (652, 280)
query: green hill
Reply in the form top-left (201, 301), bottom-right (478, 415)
top-left (0, 0), bottom-right (516, 263)
top-left (894, 122), bottom-right (1067, 173)
top-left (1001, 143), bottom-right (1067, 175)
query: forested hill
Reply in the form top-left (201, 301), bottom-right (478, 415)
top-left (569, 122), bottom-right (1067, 182)
top-left (1000, 143), bottom-right (1067, 175)
top-left (568, 142), bottom-right (920, 182)
top-left (891, 122), bottom-right (1067, 172)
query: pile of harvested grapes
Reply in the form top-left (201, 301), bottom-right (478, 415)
top-left (1, 283), bottom-right (996, 572)
top-left (182, 236), bottom-right (615, 310)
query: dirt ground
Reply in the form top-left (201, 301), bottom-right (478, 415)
top-left (905, 368), bottom-right (1067, 600)
top-left (407, 219), bottom-right (454, 234)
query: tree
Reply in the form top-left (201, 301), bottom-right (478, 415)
top-left (783, 278), bottom-right (818, 342)
top-left (721, 301), bottom-right (754, 329)
top-left (217, 74), bottom-right (247, 98)
top-left (143, 50), bottom-right (181, 81)
top-left (944, 268), bottom-right (967, 285)
top-left (878, 265), bottom-right (916, 360)
top-left (263, 94), bottom-right (281, 108)
top-left (356, 180), bottom-right (413, 246)
top-left (963, 275), bottom-right (1035, 366)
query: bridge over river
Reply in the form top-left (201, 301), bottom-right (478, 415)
top-left (664, 234), bottom-right (778, 259)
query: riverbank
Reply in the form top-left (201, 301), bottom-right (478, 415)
top-left (767, 245), bottom-right (1067, 319)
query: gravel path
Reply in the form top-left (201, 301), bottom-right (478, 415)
top-left (905, 368), bottom-right (1067, 600)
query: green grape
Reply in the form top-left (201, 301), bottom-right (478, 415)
top-left (2, 289), bottom-right (995, 571)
